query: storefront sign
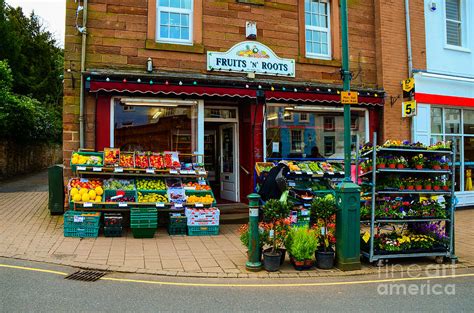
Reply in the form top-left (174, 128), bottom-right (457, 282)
top-left (207, 41), bottom-right (295, 77)
top-left (402, 78), bottom-right (415, 92)
top-left (402, 100), bottom-right (417, 117)
top-left (341, 91), bottom-right (358, 104)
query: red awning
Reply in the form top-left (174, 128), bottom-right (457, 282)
top-left (88, 81), bottom-right (384, 106)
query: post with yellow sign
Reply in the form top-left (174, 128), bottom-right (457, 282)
top-left (401, 77), bottom-right (416, 117)
top-left (402, 100), bottom-right (417, 117)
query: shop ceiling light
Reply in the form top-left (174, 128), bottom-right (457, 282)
top-left (120, 98), bottom-right (197, 107)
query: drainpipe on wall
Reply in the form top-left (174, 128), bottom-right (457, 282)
top-left (79, 0), bottom-right (88, 149)
top-left (405, 0), bottom-right (413, 77)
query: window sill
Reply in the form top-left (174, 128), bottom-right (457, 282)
top-left (145, 40), bottom-right (205, 54)
top-left (236, 0), bottom-right (264, 5)
top-left (298, 56), bottom-right (341, 67)
top-left (444, 45), bottom-right (471, 53)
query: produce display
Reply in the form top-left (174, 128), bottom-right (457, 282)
top-left (166, 178), bottom-right (182, 188)
top-left (149, 153), bottom-right (165, 169)
top-left (183, 181), bottom-right (211, 190)
top-left (119, 152), bottom-right (134, 167)
top-left (69, 178), bottom-right (102, 190)
top-left (164, 152), bottom-right (180, 169)
top-left (104, 148), bottom-right (120, 166)
top-left (136, 178), bottom-right (166, 191)
top-left (135, 152), bottom-right (149, 169)
top-left (104, 194), bottom-right (136, 202)
top-left (187, 195), bottom-right (214, 205)
top-left (103, 179), bottom-right (135, 190)
top-left (167, 188), bottom-right (187, 204)
top-left (137, 192), bottom-right (168, 203)
top-left (71, 153), bottom-right (103, 166)
top-left (70, 185), bottom-right (103, 203)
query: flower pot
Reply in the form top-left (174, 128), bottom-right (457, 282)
top-left (368, 166), bottom-right (373, 171)
top-left (442, 165), bottom-right (449, 170)
top-left (263, 250), bottom-right (282, 272)
top-left (432, 165), bottom-right (441, 170)
top-left (415, 165), bottom-right (423, 170)
top-left (415, 185), bottom-right (423, 191)
top-left (388, 164), bottom-right (396, 169)
top-left (304, 259), bottom-right (314, 269)
top-left (433, 186), bottom-right (440, 191)
top-left (264, 248), bottom-right (286, 266)
top-left (399, 186), bottom-right (405, 191)
top-left (316, 250), bottom-right (335, 269)
top-left (407, 185), bottom-right (414, 190)
top-left (424, 185), bottom-right (432, 191)
top-left (396, 164), bottom-right (405, 169)
top-left (377, 164), bottom-right (386, 169)
top-left (442, 186), bottom-right (450, 191)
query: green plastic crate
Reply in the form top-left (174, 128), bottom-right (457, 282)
top-left (104, 226), bottom-right (123, 237)
top-left (63, 211), bottom-right (101, 238)
top-left (131, 227), bottom-right (156, 238)
top-left (168, 224), bottom-right (187, 235)
top-left (64, 226), bottom-right (100, 238)
top-left (70, 151), bottom-right (104, 172)
top-left (64, 211), bottom-right (101, 226)
top-left (130, 220), bottom-right (158, 228)
top-left (187, 225), bottom-right (219, 236)
top-left (131, 207), bottom-right (158, 214)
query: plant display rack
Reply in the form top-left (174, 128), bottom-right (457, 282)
top-left (360, 133), bottom-right (456, 265)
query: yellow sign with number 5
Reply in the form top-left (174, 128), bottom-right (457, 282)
top-left (402, 100), bottom-right (417, 117)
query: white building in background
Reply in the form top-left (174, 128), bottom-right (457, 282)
top-left (413, 0), bottom-right (474, 206)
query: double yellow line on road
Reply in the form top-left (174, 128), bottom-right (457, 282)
top-left (1, 263), bottom-right (474, 288)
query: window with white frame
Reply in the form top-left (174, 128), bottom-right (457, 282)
top-left (324, 135), bottom-right (335, 156)
top-left (283, 111), bottom-right (294, 122)
top-left (157, 0), bottom-right (193, 44)
top-left (445, 0), bottom-right (462, 46)
top-left (305, 0), bottom-right (331, 59)
top-left (291, 130), bottom-right (303, 152)
top-left (323, 116), bottom-right (335, 131)
top-left (299, 113), bottom-right (309, 122)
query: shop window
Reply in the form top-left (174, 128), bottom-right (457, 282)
top-left (324, 116), bottom-right (335, 131)
top-left (113, 100), bottom-right (197, 153)
top-left (324, 136), bottom-right (335, 156)
top-left (351, 116), bottom-right (358, 131)
top-left (463, 110), bottom-right (474, 134)
top-left (204, 108), bottom-right (237, 120)
top-left (291, 130), bottom-right (303, 152)
top-left (431, 107), bottom-right (443, 134)
top-left (445, 108), bottom-right (461, 134)
top-left (157, 0), bottom-right (193, 44)
top-left (304, 0), bottom-right (331, 60)
top-left (445, 0), bottom-right (462, 46)
top-left (284, 111), bottom-right (294, 122)
top-left (300, 113), bottom-right (309, 123)
top-left (464, 137), bottom-right (474, 191)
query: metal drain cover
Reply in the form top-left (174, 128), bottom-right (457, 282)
top-left (65, 270), bottom-right (106, 282)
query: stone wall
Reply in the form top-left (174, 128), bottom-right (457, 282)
top-left (0, 141), bottom-right (63, 180)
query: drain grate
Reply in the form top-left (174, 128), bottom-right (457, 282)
top-left (65, 270), bottom-right (106, 282)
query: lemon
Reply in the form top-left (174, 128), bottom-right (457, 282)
top-left (81, 193), bottom-right (90, 202)
top-left (70, 188), bottom-right (79, 196)
top-left (73, 194), bottom-right (82, 202)
top-left (79, 188), bottom-right (88, 195)
top-left (88, 190), bottom-right (96, 198)
top-left (95, 196), bottom-right (102, 202)
top-left (95, 186), bottom-right (103, 196)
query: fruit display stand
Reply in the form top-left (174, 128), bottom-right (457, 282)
top-left (359, 133), bottom-right (456, 265)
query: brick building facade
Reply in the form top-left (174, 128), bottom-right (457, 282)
top-left (63, 0), bottom-right (399, 203)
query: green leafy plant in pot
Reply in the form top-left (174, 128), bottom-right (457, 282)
top-left (262, 199), bottom-right (291, 272)
top-left (311, 194), bottom-right (337, 269)
top-left (286, 227), bottom-right (318, 270)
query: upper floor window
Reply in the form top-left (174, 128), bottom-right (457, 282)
top-left (157, 0), bottom-right (193, 44)
top-left (305, 0), bottom-right (331, 60)
top-left (445, 0), bottom-right (462, 46)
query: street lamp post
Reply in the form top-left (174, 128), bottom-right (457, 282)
top-left (335, 0), bottom-right (361, 271)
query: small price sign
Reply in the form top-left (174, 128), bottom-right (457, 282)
top-left (114, 167), bottom-right (124, 173)
top-left (77, 166), bottom-right (86, 171)
top-left (198, 171), bottom-right (206, 175)
top-left (362, 231), bottom-right (371, 243)
top-left (288, 181), bottom-right (296, 187)
top-left (169, 169), bottom-right (178, 174)
top-left (195, 203), bottom-right (204, 207)
top-left (174, 203), bottom-right (183, 208)
top-left (156, 202), bottom-right (165, 208)
top-left (92, 167), bottom-right (102, 172)
top-left (118, 202), bottom-right (128, 207)
top-left (83, 202), bottom-right (92, 208)
top-left (73, 216), bottom-right (85, 223)
top-left (341, 91), bottom-right (358, 104)
top-left (146, 168), bottom-right (155, 174)
top-left (402, 100), bottom-right (417, 117)
top-left (306, 171), bottom-right (313, 175)
top-left (294, 171), bottom-right (302, 175)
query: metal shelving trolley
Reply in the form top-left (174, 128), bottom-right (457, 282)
top-left (359, 133), bottom-right (457, 266)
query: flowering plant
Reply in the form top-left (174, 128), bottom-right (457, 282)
top-left (411, 154), bottom-right (425, 166)
top-left (386, 156), bottom-right (397, 165)
top-left (396, 156), bottom-right (408, 167)
top-left (311, 194), bottom-right (337, 251)
top-left (262, 199), bottom-right (291, 253)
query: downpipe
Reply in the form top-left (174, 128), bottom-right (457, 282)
top-left (79, 0), bottom-right (88, 149)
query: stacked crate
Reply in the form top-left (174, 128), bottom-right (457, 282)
top-left (130, 208), bottom-right (157, 238)
top-left (167, 213), bottom-right (187, 235)
top-left (63, 211), bottom-right (101, 238)
top-left (103, 213), bottom-right (123, 237)
top-left (186, 208), bottom-right (220, 236)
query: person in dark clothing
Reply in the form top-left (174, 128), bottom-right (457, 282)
top-left (258, 161), bottom-right (290, 201)
top-left (310, 146), bottom-right (324, 159)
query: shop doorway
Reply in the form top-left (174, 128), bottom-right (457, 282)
top-left (204, 107), bottom-right (239, 203)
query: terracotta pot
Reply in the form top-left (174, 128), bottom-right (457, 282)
top-left (377, 164), bottom-right (386, 169)
top-left (407, 186), bottom-right (414, 190)
top-left (399, 186), bottom-right (405, 190)
top-left (442, 165), bottom-right (450, 170)
top-left (415, 185), bottom-right (423, 191)
top-left (415, 165), bottom-right (423, 170)
top-left (442, 186), bottom-right (450, 191)
top-left (397, 164), bottom-right (405, 169)
top-left (388, 164), bottom-right (396, 169)
top-left (424, 185), bottom-right (432, 191)
top-left (433, 186), bottom-right (441, 191)
top-left (368, 166), bottom-right (373, 171)
top-left (432, 165), bottom-right (441, 170)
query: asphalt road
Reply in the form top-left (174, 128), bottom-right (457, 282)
top-left (1, 258), bottom-right (474, 312)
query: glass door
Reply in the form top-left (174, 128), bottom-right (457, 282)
top-left (219, 123), bottom-right (238, 202)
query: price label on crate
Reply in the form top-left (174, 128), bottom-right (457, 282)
top-left (174, 203), bottom-right (183, 208)
top-left (188, 170), bottom-right (196, 175)
top-left (114, 167), bottom-right (123, 173)
top-left (303, 203), bottom-right (311, 207)
top-left (170, 169), bottom-right (178, 174)
top-left (180, 170), bottom-right (189, 174)
top-left (339, 171), bottom-right (344, 175)
top-left (83, 202), bottom-right (92, 208)
top-left (146, 168), bottom-right (155, 174)
top-left (73, 216), bottom-right (85, 223)
top-left (295, 171), bottom-right (302, 175)
top-left (306, 171), bottom-right (313, 175)
top-left (195, 203), bottom-right (204, 207)
top-left (317, 171), bottom-right (324, 175)
top-left (288, 181), bottom-right (296, 187)
top-left (118, 202), bottom-right (128, 207)
top-left (92, 167), bottom-right (102, 172)
top-left (198, 171), bottom-right (206, 175)
top-left (77, 166), bottom-right (86, 171)
top-left (155, 202), bottom-right (165, 208)
top-left (198, 180), bottom-right (206, 185)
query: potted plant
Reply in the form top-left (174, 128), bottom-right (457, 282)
top-left (376, 157), bottom-right (386, 169)
top-left (396, 156), bottom-right (408, 169)
top-left (406, 177), bottom-right (415, 190)
top-left (430, 157), bottom-right (441, 170)
top-left (261, 199), bottom-right (291, 272)
top-left (411, 154), bottom-right (425, 170)
top-left (386, 156), bottom-right (397, 169)
top-left (424, 179), bottom-right (432, 191)
top-left (433, 179), bottom-right (441, 191)
top-left (311, 194), bottom-right (337, 269)
top-left (286, 227), bottom-right (318, 270)
top-left (441, 159), bottom-right (450, 170)
top-left (239, 222), bottom-right (269, 262)
top-left (442, 180), bottom-right (451, 191)
top-left (414, 178), bottom-right (423, 191)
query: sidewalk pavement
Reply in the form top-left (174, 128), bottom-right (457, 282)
top-left (1, 170), bottom-right (473, 279)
